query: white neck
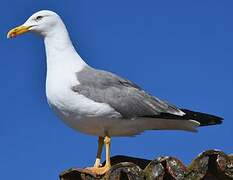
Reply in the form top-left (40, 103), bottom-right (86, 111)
top-left (43, 21), bottom-right (87, 71)
top-left (43, 17), bottom-right (88, 102)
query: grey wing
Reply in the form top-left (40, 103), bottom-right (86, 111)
top-left (72, 67), bottom-right (184, 119)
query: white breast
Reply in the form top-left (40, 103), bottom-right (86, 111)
top-left (45, 58), bottom-right (121, 135)
top-left (43, 28), bottom-right (122, 136)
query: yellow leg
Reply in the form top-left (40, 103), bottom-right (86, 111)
top-left (93, 137), bottom-right (104, 167)
top-left (85, 135), bottom-right (111, 175)
top-left (104, 136), bottom-right (111, 169)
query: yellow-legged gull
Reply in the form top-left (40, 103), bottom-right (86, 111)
top-left (7, 10), bottom-right (223, 175)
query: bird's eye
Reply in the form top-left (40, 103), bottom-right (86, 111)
top-left (35, 16), bottom-right (43, 21)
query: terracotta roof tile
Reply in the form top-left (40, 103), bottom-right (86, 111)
top-left (60, 150), bottom-right (233, 180)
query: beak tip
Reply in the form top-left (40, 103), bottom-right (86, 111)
top-left (7, 31), bottom-right (14, 39)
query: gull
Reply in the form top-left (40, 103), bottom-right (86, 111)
top-left (7, 10), bottom-right (223, 175)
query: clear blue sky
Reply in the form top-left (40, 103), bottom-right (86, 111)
top-left (1, 0), bottom-right (232, 179)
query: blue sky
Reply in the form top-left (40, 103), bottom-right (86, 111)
top-left (1, 0), bottom-right (232, 179)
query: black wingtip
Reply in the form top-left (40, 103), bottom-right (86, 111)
top-left (181, 109), bottom-right (223, 126)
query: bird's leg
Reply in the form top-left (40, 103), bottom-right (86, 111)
top-left (93, 136), bottom-right (104, 167)
top-left (84, 135), bottom-right (111, 175)
top-left (104, 135), bottom-right (111, 170)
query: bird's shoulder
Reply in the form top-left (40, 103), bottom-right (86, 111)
top-left (75, 66), bottom-right (141, 90)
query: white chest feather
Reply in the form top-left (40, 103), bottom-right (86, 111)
top-left (45, 57), bottom-right (121, 133)
top-left (44, 36), bottom-right (121, 136)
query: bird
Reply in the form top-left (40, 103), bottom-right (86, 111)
top-left (7, 10), bottom-right (223, 175)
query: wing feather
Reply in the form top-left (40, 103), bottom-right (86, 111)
top-left (72, 67), bottom-right (184, 119)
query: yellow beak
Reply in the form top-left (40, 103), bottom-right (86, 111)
top-left (7, 25), bottom-right (31, 39)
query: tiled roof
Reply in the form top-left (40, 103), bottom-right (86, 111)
top-left (60, 150), bottom-right (233, 180)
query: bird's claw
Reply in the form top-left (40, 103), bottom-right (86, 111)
top-left (84, 165), bottom-right (111, 175)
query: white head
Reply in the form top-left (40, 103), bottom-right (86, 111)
top-left (7, 10), bottom-right (65, 38)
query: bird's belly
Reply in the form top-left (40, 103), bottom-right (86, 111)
top-left (46, 86), bottom-right (122, 136)
top-left (46, 87), bottom-right (196, 137)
